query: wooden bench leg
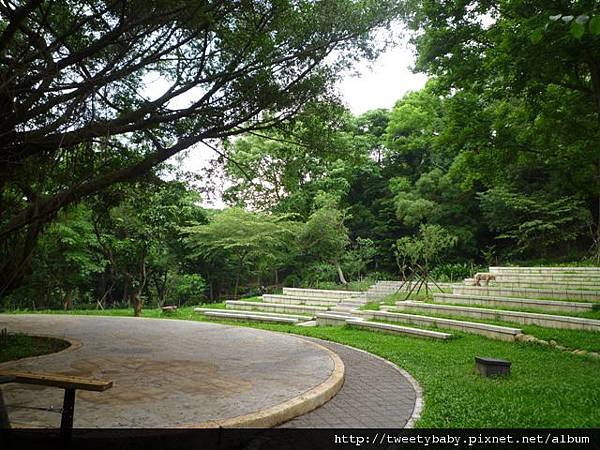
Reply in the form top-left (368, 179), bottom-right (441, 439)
top-left (60, 388), bottom-right (75, 442)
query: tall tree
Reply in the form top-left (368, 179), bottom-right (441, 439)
top-left (300, 195), bottom-right (350, 284)
top-left (0, 0), bottom-right (399, 293)
top-left (183, 208), bottom-right (299, 297)
top-left (403, 1), bottom-right (600, 257)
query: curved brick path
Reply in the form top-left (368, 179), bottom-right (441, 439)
top-left (0, 315), bottom-right (341, 428)
top-left (281, 337), bottom-right (422, 428)
top-left (0, 315), bottom-right (421, 429)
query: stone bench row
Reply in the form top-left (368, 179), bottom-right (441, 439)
top-left (199, 309), bottom-right (301, 324)
top-left (355, 310), bottom-right (522, 342)
top-left (487, 281), bottom-right (600, 290)
top-left (262, 294), bottom-right (341, 307)
top-left (454, 285), bottom-right (600, 301)
top-left (494, 274), bottom-right (600, 282)
top-left (392, 301), bottom-right (600, 332)
top-left (226, 300), bottom-right (327, 316)
top-left (195, 307), bottom-right (309, 320)
top-left (282, 287), bottom-right (361, 299)
top-left (434, 293), bottom-right (595, 313)
top-left (489, 266), bottom-right (600, 274)
top-left (346, 319), bottom-right (452, 340)
top-left (314, 313), bottom-right (452, 340)
top-left (372, 281), bottom-right (454, 287)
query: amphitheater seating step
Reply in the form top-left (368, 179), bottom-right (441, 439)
top-left (354, 310), bottom-right (522, 341)
top-left (262, 294), bottom-right (341, 306)
top-left (489, 266), bottom-right (600, 275)
top-left (194, 307), bottom-right (308, 321)
top-left (489, 280), bottom-right (600, 290)
top-left (315, 312), bottom-right (354, 326)
top-left (393, 301), bottom-right (600, 331)
top-left (493, 273), bottom-right (600, 282)
top-left (433, 293), bottom-right (596, 313)
top-left (345, 319), bottom-right (452, 340)
top-left (225, 300), bottom-right (328, 316)
top-left (199, 310), bottom-right (300, 324)
top-left (453, 285), bottom-right (600, 301)
top-left (282, 287), bottom-right (361, 299)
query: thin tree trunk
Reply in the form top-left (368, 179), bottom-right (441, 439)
top-left (63, 288), bottom-right (73, 310)
top-left (132, 289), bottom-right (143, 317)
top-left (335, 260), bottom-right (347, 285)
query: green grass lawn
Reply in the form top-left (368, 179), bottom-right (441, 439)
top-left (3, 306), bottom-right (600, 428)
top-left (0, 333), bottom-right (69, 363)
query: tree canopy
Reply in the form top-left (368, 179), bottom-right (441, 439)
top-left (0, 0), bottom-right (399, 292)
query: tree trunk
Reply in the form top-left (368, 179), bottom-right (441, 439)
top-left (335, 260), bottom-right (348, 285)
top-left (63, 288), bottom-right (73, 310)
top-left (132, 290), bottom-right (143, 317)
top-left (234, 271), bottom-right (240, 298)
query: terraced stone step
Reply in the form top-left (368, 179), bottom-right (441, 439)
top-left (225, 300), bottom-right (327, 316)
top-left (197, 309), bottom-right (300, 324)
top-left (494, 274), bottom-right (600, 282)
top-left (282, 287), bottom-right (361, 299)
top-left (330, 305), bottom-right (359, 313)
top-left (434, 293), bottom-right (596, 313)
top-left (262, 294), bottom-right (341, 306)
top-left (372, 281), bottom-right (454, 287)
top-left (454, 285), bottom-right (600, 301)
top-left (315, 312), bottom-right (353, 326)
top-left (366, 290), bottom-right (447, 300)
top-left (195, 307), bottom-right (309, 321)
top-left (491, 280), bottom-right (600, 290)
top-left (489, 266), bottom-right (600, 275)
top-left (337, 299), bottom-right (368, 305)
top-left (393, 301), bottom-right (600, 331)
top-left (345, 319), bottom-right (452, 340)
top-left (354, 310), bottom-right (522, 341)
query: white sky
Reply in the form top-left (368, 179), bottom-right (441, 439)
top-left (170, 39), bottom-right (428, 207)
top-left (338, 44), bottom-right (427, 115)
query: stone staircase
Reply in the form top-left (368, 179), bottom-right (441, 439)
top-left (195, 267), bottom-right (600, 344)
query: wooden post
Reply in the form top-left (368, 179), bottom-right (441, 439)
top-left (60, 388), bottom-right (76, 442)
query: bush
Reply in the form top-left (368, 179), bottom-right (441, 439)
top-left (170, 273), bottom-right (207, 305)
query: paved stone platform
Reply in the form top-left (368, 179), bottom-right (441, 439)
top-left (281, 338), bottom-right (421, 428)
top-left (0, 315), bottom-right (342, 428)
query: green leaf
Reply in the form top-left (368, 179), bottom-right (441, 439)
top-left (570, 21), bottom-right (585, 39)
top-left (590, 16), bottom-right (600, 35)
top-left (530, 29), bottom-right (544, 44)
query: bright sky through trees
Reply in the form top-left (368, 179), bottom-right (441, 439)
top-left (174, 38), bottom-right (427, 207)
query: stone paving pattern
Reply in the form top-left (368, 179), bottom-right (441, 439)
top-left (281, 338), bottom-right (417, 428)
top-left (0, 315), bottom-right (336, 427)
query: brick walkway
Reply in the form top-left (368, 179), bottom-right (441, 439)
top-left (280, 337), bottom-right (421, 428)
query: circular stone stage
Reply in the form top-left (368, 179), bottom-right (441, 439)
top-left (0, 315), bottom-right (343, 428)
